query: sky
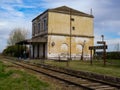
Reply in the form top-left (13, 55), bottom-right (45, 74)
top-left (0, 0), bottom-right (120, 52)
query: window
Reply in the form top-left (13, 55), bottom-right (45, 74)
top-left (51, 42), bottom-right (55, 47)
top-left (71, 18), bottom-right (74, 21)
top-left (38, 23), bottom-right (40, 33)
top-left (72, 26), bottom-right (75, 30)
top-left (43, 19), bottom-right (47, 30)
top-left (41, 22), bottom-right (43, 31)
top-left (33, 24), bottom-right (36, 36)
top-left (76, 44), bottom-right (82, 53)
top-left (61, 43), bottom-right (68, 53)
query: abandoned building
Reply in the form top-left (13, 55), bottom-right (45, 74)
top-left (19, 6), bottom-right (94, 60)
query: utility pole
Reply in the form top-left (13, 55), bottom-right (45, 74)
top-left (67, 8), bottom-right (72, 67)
top-left (101, 35), bottom-right (106, 66)
top-left (81, 40), bottom-right (86, 60)
top-left (90, 8), bottom-right (93, 15)
top-left (99, 35), bottom-right (107, 66)
top-left (70, 8), bottom-right (72, 61)
top-left (101, 35), bottom-right (104, 41)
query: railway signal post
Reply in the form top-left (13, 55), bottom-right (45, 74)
top-left (89, 41), bottom-right (107, 66)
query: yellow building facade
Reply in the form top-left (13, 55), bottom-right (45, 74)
top-left (31, 6), bottom-right (94, 60)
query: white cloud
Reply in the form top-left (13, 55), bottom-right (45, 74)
top-left (13, 4), bottom-right (36, 8)
top-left (102, 20), bottom-right (120, 27)
top-left (106, 39), bottom-right (120, 45)
top-left (118, 32), bottom-right (120, 36)
top-left (0, 0), bottom-right (23, 4)
top-left (0, 22), bottom-right (7, 26)
top-left (1, 4), bottom-right (24, 17)
top-left (106, 38), bottom-right (120, 51)
top-left (40, 0), bottom-right (94, 13)
top-left (16, 0), bottom-right (23, 4)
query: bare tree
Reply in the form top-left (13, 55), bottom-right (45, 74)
top-left (81, 40), bottom-right (86, 60)
top-left (7, 28), bottom-right (28, 46)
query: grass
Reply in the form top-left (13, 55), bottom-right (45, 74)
top-left (28, 59), bottom-right (120, 77)
top-left (0, 61), bottom-right (51, 90)
top-left (1, 55), bottom-right (120, 88)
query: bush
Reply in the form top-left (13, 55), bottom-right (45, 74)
top-left (96, 51), bottom-right (120, 60)
top-left (2, 45), bottom-right (28, 58)
top-left (107, 52), bottom-right (120, 59)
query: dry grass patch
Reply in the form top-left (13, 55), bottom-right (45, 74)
top-left (10, 73), bottom-right (22, 79)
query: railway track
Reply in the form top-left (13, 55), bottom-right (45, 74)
top-left (2, 58), bottom-right (120, 90)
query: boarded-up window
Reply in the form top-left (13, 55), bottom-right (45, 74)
top-left (61, 44), bottom-right (68, 53)
top-left (76, 44), bottom-right (82, 53)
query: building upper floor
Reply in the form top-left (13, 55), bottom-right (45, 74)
top-left (32, 6), bottom-right (94, 38)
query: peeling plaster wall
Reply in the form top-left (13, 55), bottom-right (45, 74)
top-left (76, 45), bottom-right (82, 53)
top-left (61, 43), bottom-right (68, 53)
top-left (75, 37), bottom-right (90, 44)
top-left (47, 12), bottom-right (94, 60)
top-left (47, 35), bottom-right (93, 60)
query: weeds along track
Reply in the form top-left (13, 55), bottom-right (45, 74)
top-left (3, 58), bottom-right (119, 90)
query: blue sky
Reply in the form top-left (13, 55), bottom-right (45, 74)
top-left (0, 0), bottom-right (120, 52)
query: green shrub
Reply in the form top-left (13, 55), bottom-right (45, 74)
top-left (2, 45), bottom-right (28, 57)
top-left (107, 52), bottom-right (120, 59)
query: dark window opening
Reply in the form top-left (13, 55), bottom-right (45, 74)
top-left (72, 26), bottom-right (75, 30)
top-left (38, 23), bottom-right (40, 33)
top-left (71, 18), bottom-right (74, 21)
top-left (33, 24), bottom-right (36, 36)
top-left (44, 19), bottom-right (47, 30)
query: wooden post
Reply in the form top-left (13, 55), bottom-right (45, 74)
top-left (103, 42), bottom-right (106, 66)
top-left (90, 50), bottom-right (93, 65)
top-left (81, 46), bottom-right (84, 60)
top-left (93, 49), bottom-right (96, 59)
top-left (69, 8), bottom-right (72, 61)
top-left (89, 42), bottom-right (107, 66)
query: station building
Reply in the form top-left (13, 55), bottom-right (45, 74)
top-left (27, 6), bottom-right (94, 60)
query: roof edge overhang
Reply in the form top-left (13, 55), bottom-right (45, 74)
top-left (32, 9), bottom-right (49, 22)
top-left (16, 37), bottom-right (47, 45)
top-left (48, 10), bottom-right (94, 18)
top-left (16, 39), bottom-right (31, 45)
top-left (32, 6), bottom-right (94, 22)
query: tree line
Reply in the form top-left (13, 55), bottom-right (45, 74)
top-left (2, 28), bottom-right (29, 58)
